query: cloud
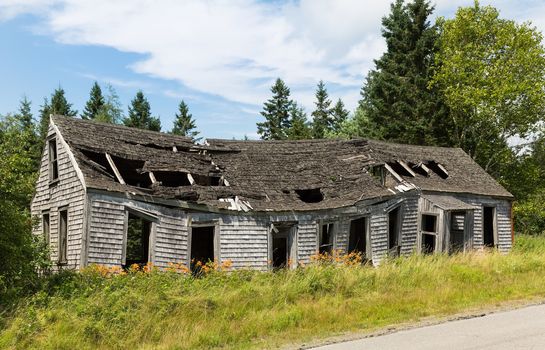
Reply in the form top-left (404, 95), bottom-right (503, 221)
top-left (4, 0), bottom-right (545, 113)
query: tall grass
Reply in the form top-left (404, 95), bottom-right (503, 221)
top-left (2, 235), bottom-right (545, 350)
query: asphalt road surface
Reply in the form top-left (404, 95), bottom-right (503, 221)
top-left (313, 304), bottom-right (545, 350)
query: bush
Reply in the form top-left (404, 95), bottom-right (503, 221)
top-left (514, 189), bottom-right (545, 235)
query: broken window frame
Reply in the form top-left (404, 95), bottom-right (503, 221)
top-left (42, 211), bottom-right (50, 246)
top-left (187, 220), bottom-right (220, 270)
top-left (48, 138), bottom-right (59, 184)
top-left (387, 205), bottom-right (402, 256)
top-left (420, 213), bottom-right (439, 255)
top-left (348, 216), bottom-right (371, 262)
top-left (318, 221), bottom-right (336, 255)
top-left (122, 206), bottom-right (158, 267)
top-left (58, 207), bottom-right (68, 265)
top-left (268, 222), bottom-right (297, 270)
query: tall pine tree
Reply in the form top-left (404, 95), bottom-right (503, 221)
top-left (82, 82), bottom-right (105, 120)
top-left (257, 78), bottom-right (292, 140)
top-left (287, 102), bottom-right (311, 140)
top-left (123, 91), bottom-right (161, 131)
top-left (359, 0), bottom-right (448, 145)
top-left (331, 98), bottom-right (349, 134)
top-left (171, 100), bottom-right (199, 139)
top-left (38, 87), bottom-right (77, 142)
top-left (15, 97), bottom-right (40, 169)
top-left (311, 80), bottom-right (333, 139)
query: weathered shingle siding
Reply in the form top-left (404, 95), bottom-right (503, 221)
top-left (454, 195), bottom-right (512, 252)
top-left (31, 123), bottom-right (86, 270)
top-left (218, 216), bottom-right (269, 270)
top-left (370, 212), bottom-right (388, 265)
top-left (400, 196), bottom-right (419, 255)
top-left (297, 221), bottom-right (318, 264)
top-left (87, 200), bottom-right (125, 265)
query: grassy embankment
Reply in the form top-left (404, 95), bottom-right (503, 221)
top-left (2, 235), bottom-right (545, 350)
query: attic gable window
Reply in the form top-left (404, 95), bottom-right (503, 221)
top-left (48, 138), bottom-right (59, 183)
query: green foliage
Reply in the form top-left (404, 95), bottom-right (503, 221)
top-left (330, 98), bottom-right (349, 134)
top-left (514, 190), bottom-right (545, 236)
top-left (81, 82), bottom-right (105, 120)
top-left (431, 2), bottom-right (545, 174)
top-left (360, 0), bottom-right (448, 145)
top-left (3, 240), bottom-right (545, 349)
top-left (94, 84), bottom-right (124, 124)
top-left (257, 78), bottom-right (292, 140)
top-left (287, 102), bottom-right (311, 140)
top-left (171, 100), bottom-right (200, 139)
top-left (0, 114), bottom-right (50, 308)
top-left (311, 80), bottom-right (333, 139)
top-left (123, 91), bottom-right (161, 131)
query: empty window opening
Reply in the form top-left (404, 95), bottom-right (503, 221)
top-left (153, 171), bottom-right (191, 187)
top-left (421, 214), bottom-right (437, 233)
top-left (110, 156), bottom-right (152, 188)
top-left (80, 149), bottom-right (116, 179)
top-left (450, 211), bottom-right (466, 253)
top-left (369, 165), bottom-right (385, 185)
top-left (296, 188), bottom-right (324, 203)
top-left (349, 218), bottom-right (367, 260)
top-left (388, 207), bottom-right (401, 253)
top-left (319, 223), bottom-right (335, 254)
top-left (48, 139), bottom-right (59, 182)
top-left (422, 233), bottom-right (436, 254)
top-left (427, 161), bottom-right (449, 179)
top-left (483, 206), bottom-right (496, 247)
top-left (58, 209), bottom-right (68, 264)
top-left (125, 213), bottom-right (151, 267)
top-left (190, 226), bottom-right (215, 273)
top-left (387, 162), bottom-right (413, 177)
top-left (43, 213), bottom-right (50, 245)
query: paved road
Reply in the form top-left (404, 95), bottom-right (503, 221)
top-left (313, 304), bottom-right (545, 350)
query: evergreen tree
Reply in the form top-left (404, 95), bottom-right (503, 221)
top-left (331, 98), bottom-right (350, 134)
top-left (171, 100), bottom-right (199, 139)
top-left (287, 102), bottom-right (311, 140)
top-left (38, 98), bottom-right (51, 143)
top-left (82, 82), bottom-right (105, 120)
top-left (38, 87), bottom-right (77, 142)
top-left (257, 78), bottom-right (292, 140)
top-left (359, 0), bottom-right (448, 145)
top-left (15, 97), bottom-right (40, 169)
top-left (311, 80), bottom-right (333, 139)
top-left (123, 91), bottom-right (161, 131)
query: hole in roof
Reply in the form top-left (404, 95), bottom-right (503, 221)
top-left (409, 162), bottom-right (430, 177)
top-left (110, 155), bottom-right (152, 188)
top-left (387, 162), bottom-right (413, 177)
top-left (153, 171), bottom-right (191, 187)
top-left (192, 173), bottom-right (223, 186)
top-left (426, 161), bottom-right (449, 179)
top-left (79, 149), bottom-right (116, 179)
top-left (295, 188), bottom-right (324, 203)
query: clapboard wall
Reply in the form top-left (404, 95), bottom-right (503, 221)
top-left (31, 123), bottom-right (86, 270)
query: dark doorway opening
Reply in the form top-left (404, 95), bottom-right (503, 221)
top-left (349, 218), bottom-right (367, 259)
top-left (191, 226), bottom-right (215, 272)
top-left (388, 207), bottom-right (400, 255)
top-left (483, 206), bottom-right (496, 247)
top-left (272, 236), bottom-right (288, 269)
top-left (125, 213), bottom-right (151, 267)
top-left (422, 233), bottom-right (436, 254)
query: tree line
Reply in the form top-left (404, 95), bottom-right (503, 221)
top-left (1, 0), bottom-right (544, 305)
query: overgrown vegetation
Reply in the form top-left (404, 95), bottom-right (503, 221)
top-left (1, 236), bottom-right (545, 350)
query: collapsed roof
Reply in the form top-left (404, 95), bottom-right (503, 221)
top-left (51, 115), bottom-right (513, 212)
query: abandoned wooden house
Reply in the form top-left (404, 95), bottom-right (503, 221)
top-left (31, 115), bottom-right (515, 270)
